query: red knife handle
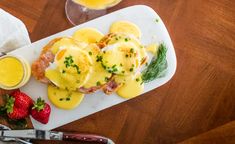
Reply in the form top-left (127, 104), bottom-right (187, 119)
top-left (63, 133), bottom-right (111, 144)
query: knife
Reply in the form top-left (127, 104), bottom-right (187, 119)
top-left (0, 129), bottom-right (114, 144)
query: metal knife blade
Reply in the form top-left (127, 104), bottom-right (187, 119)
top-left (0, 129), bottom-right (63, 140)
top-left (1, 129), bottom-right (114, 144)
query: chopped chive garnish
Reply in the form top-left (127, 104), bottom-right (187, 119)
top-left (64, 55), bottom-right (73, 68)
top-left (72, 64), bottom-right (81, 74)
top-left (113, 68), bottom-right (118, 72)
top-left (105, 77), bottom-right (109, 82)
top-left (64, 55), bottom-right (81, 74)
top-left (96, 81), bottom-right (101, 86)
top-left (130, 48), bottom-right (134, 53)
top-left (96, 55), bottom-right (103, 62)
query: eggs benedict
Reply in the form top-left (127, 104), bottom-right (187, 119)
top-left (31, 21), bottom-right (162, 110)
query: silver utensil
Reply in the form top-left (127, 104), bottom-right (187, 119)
top-left (0, 126), bottom-right (114, 144)
top-left (0, 124), bottom-right (32, 144)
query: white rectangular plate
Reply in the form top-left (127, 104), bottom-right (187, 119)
top-left (10, 5), bottom-right (177, 130)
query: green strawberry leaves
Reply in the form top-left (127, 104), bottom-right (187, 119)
top-left (32, 97), bottom-right (45, 111)
top-left (5, 94), bottom-right (15, 114)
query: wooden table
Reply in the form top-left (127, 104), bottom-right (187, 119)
top-left (0, 0), bottom-right (235, 143)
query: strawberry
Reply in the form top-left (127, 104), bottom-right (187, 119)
top-left (30, 97), bottom-right (51, 124)
top-left (11, 91), bottom-right (33, 110)
top-left (5, 91), bottom-right (33, 120)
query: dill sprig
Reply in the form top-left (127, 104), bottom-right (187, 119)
top-left (141, 43), bottom-right (168, 83)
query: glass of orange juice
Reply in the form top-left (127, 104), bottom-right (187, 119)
top-left (65, 0), bottom-right (122, 25)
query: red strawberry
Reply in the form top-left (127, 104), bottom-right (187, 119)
top-left (5, 91), bottom-right (33, 120)
top-left (30, 98), bottom-right (51, 124)
top-left (11, 91), bottom-right (33, 110)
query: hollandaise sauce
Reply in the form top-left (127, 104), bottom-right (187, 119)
top-left (117, 73), bottom-right (144, 98)
top-left (48, 85), bottom-right (84, 110)
top-left (146, 43), bottom-right (158, 54)
top-left (0, 55), bottom-right (31, 90)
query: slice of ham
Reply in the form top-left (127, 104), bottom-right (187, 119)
top-left (31, 38), bottom-right (62, 84)
top-left (97, 33), bottom-right (115, 48)
top-left (102, 79), bottom-right (121, 95)
top-left (31, 50), bottom-right (54, 84)
top-left (78, 86), bottom-right (102, 94)
top-left (78, 75), bottom-right (121, 94)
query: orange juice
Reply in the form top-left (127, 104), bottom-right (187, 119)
top-left (73, 0), bottom-right (122, 10)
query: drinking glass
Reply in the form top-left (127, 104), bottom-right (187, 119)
top-left (65, 0), bottom-right (122, 25)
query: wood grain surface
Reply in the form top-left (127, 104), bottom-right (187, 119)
top-left (0, 0), bottom-right (235, 144)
